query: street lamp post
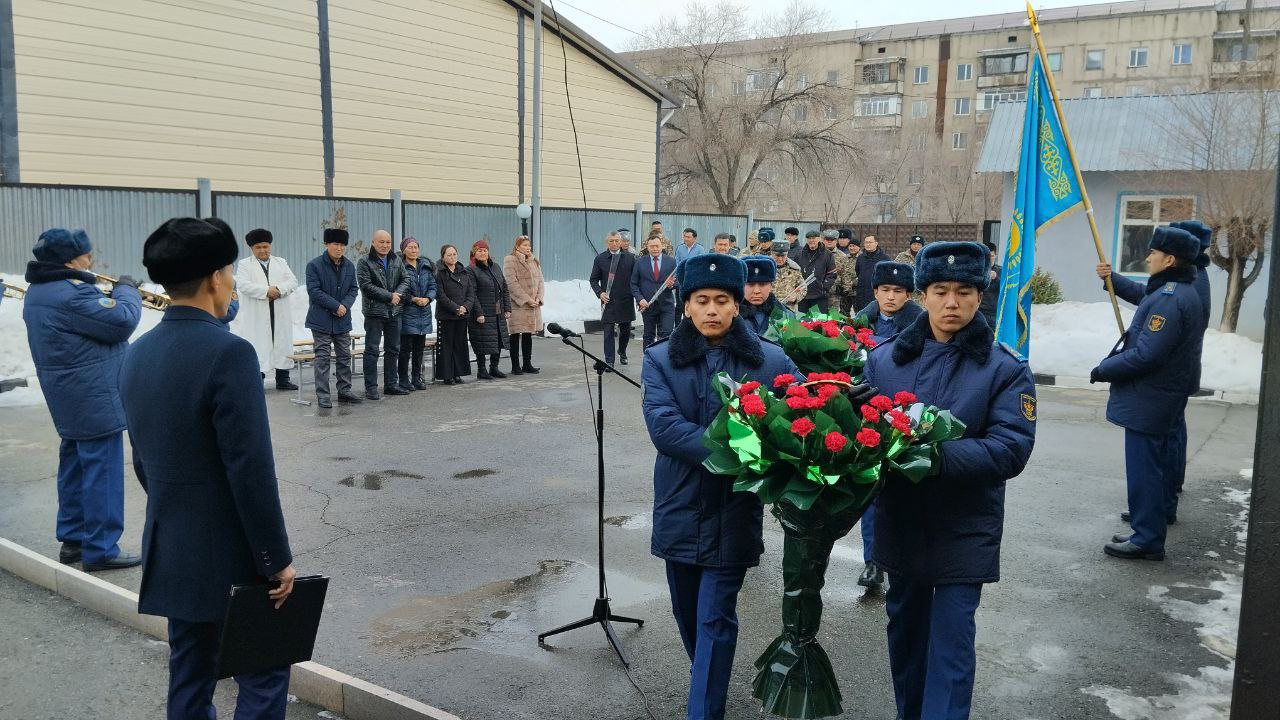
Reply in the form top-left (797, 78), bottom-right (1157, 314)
top-left (516, 203), bottom-right (533, 238)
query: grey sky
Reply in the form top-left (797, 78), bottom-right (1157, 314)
top-left (551, 0), bottom-right (1128, 51)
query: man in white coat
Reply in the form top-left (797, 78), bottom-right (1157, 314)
top-left (233, 228), bottom-right (300, 390)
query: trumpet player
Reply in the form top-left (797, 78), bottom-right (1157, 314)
top-left (22, 228), bottom-right (143, 571)
top-left (233, 229), bottom-right (300, 390)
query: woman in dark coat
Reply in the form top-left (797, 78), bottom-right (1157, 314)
top-left (434, 244), bottom-right (477, 385)
top-left (467, 240), bottom-right (511, 380)
top-left (397, 237), bottom-right (436, 391)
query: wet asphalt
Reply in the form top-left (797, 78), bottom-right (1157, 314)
top-left (0, 336), bottom-right (1256, 720)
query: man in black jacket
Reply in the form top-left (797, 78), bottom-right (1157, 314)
top-left (356, 229), bottom-right (411, 399)
top-left (590, 231), bottom-right (638, 365)
top-left (794, 230), bottom-right (836, 313)
top-left (853, 234), bottom-right (890, 309)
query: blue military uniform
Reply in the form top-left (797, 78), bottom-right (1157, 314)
top-left (22, 233), bottom-right (142, 567)
top-left (864, 243), bottom-right (1037, 720)
top-left (642, 254), bottom-right (802, 720)
top-left (739, 255), bottom-right (792, 336)
top-left (1095, 256), bottom-right (1204, 559)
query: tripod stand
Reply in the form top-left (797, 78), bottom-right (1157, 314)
top-left (538, 334), bottom-right (644, 666)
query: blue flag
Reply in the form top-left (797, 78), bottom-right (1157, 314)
top-left (994, 52), bottom-right (1083, 358)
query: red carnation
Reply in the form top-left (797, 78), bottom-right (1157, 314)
top-left (817, 384), bottom-right (840, 399)
top-left (785, 396), bottom-right (809, 411)
top-left (834, 372), bottom-right (852, 384)
top-left (843, 325), bottom-right (856, 337)
top-left (860, 404), bottom-right (881, 423)
top-left (736, 381), bottom-right (761, 396)
top-left (869, 395), bottom-right (894, 412)
top-left (823, 324), bottom-right (840, 338)
top-left (786, 385), bottom-right (809, 398)
top-left (805, 396), bottom-right (827, 410)
top-left (791, 417), bottom-right (816, 437)
top-left (774, 373), bottom-right (796, 388)
top-left (865, 337), bottom-right (878, 348)
top-left (894, 391), bottom-right (917, 407)
top-left (824, 431), bottom-right (847, 453)
top-left (886, 409), bottom-right (909, 425)
top-left (855, 427), bottom-right (881, 447)
top-left (848, 340), bottom-right (859, 351)
top-left (740, 394), bottom-right (767, 417)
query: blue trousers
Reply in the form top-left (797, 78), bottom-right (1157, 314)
top-left (56, 433), bottom-right (125, 564)
top-left (167, 618), bottom-right (291, 720)
top-left (885, 582), bottom-right (983, 720)
top-left (603, 321), bottom-right (632, 363)
top-left (665, 561), bottom-right (748, 720)
top-left (1126, 428), bottom-right (1179, 552)
top-left (859, 504), bottom-right (877, 563)
top-left (1167, 411), bottom-right (1188, 516)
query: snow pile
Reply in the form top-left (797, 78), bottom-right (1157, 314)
top-left (1029, 301), bottom-right (1262, 393)
top-left (541, 280), bottom-right (601, 334)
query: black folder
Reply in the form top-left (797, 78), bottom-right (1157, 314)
top-left (215, 575), bottom-right (329, 679)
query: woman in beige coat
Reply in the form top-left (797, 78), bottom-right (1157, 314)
top-left (503, 235), bottom-right (545, 374)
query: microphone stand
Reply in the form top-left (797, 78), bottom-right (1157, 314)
top-left (538, 333), bottom-right (644, 666)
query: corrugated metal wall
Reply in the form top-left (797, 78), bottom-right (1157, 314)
top-left (539, 208), bottom-right (633, 281)
top-left (0, 185), bottom-right (196, 276)
top-left (212, 193), bottom-right (394, 278)
top-left (403, 202), bottom-right (519, 267)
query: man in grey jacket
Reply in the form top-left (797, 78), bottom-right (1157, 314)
top-left (356, 229), bottom-right (411, 399)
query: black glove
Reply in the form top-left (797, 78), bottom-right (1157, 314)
top-left (1089, 366), bottom-right (1105, 384)
top-left (114, 275), bottom-right (142, 290)
top-left (845, 382), bottom-right (878, 406)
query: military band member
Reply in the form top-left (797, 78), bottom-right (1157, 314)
top-left (233, 229), bottom-right (300, 390)
top-left (590, 231), bottom-right (637, 365)
top-left (739, 255), bottom-right (790, 336)
top-left (22, 228), bottom-right (143, 571)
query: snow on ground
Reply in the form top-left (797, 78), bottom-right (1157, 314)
top-left (1029, 301), bottom-right (1261, 394)
top-left (1083, 484), bottom-right (1249, 719)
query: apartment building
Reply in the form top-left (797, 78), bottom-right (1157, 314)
top-left (628, 0), bottom-right (1280, 221)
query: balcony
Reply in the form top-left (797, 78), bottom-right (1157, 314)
top-left (853, 114), bottom-right (903, 129)
top-left (857, 80), bottom-right (904, 95)
top-left (978, 73), bottom-right (1027, 89)
top-left (1211, 58), bottom-right (1274, 78)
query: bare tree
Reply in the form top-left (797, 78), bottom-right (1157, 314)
top-left (630, 2), bottom-right (860, 215)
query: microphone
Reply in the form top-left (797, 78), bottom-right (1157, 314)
top-left (546, 323), bottom-right (580, 339)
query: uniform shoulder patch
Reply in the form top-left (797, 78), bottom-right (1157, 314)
top-left (998, 342), bottom-right (1028, 362)
top-left (1147, 314), bottom-right (1166, 332)
top-left (67, 278), bottom-right (84, 285)
top-left (1161, 282), bottom-right (1177, 295)
top-left (98, 297), bottom-right (117, 308)
top-left (1020, 393), bottom-right (1037, 422)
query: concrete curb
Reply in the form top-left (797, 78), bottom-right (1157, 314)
top-left (1032, 373), bottom-right (1258, 405)
top-left (0, 538), bottom-right (461, 720)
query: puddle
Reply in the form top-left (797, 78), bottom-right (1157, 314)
top-left (454, 468), bottom-right (497, 479)
top-left (383, 469), bottom-right (425, 480)
top-left (338, 469), bottom-right (425, 490)
top-left (328, 456), bottom-right (352, 462)
top-left (603, 515), bottom-right (630, 526)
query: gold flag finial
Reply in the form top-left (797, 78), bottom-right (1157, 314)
top-left (1027, 2), bottom-right (1040, 32)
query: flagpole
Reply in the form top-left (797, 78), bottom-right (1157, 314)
top-left (1026, 3), bottom-right (1126, 334)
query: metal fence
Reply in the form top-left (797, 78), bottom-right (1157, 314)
top-left (0, 185), bottom-right (197, 275)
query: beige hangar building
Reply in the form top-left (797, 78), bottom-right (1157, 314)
top-left (0, 0), bottom-right (678, 210)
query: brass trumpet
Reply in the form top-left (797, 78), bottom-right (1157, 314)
top-left (2, 282), bottom-right (25, 300)
top-left (94, 272), bottom-right (171, 311)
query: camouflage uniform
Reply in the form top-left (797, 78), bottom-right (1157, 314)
top-left (829, 251), bottom-right (858, 315)
top-left (773, 262), bottom-right (805, 308)
top-left (895, 249), bottom-right (919, 265)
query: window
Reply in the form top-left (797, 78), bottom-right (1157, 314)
top-left (957, 63), bottom-right (972, 81)
top-left (793, 106), bottom-right (808, 122)
top-left (1220, 41), bottom-right (1260, 62)
top-left (910, 134), bottom-right (927, 151)
top-left (732, 80), bottom-right (745, 95)
top-left (1126, 86), bottom-right (1145, 97)
top-left (1083, 86), bottom-right (1103, 99)
top-left (908, 167), bottom-right (923, 185)
top-left (950, 165), bottom-right (962, 181)
top-left (952, 132), bottom-right (968, 150)
top-left (980, 89), bottom-right (1027, 111)
top-left (862, 62), bottom-right (894, 84)
top-left (1046, 52), bottom-right (1063, 72)
top-left (746, 70), bottom-right (780, 92)
top-left (795, 74), bottom-right (808, 90)
top-left (912, 100), bottom-right (928, 118)
top-left (827, 70), bottom-right (839, 85)
top-left (1129, 47), bottom-right (1148, 68)
top-left (954, 97), bottom-right (971, 115)
top-left (914, 66), bottom-right (929, 84)
top-left (858, 95), bottom-right (901, 116)
top-left (1118, 196), bottom-right (1196, 273)
top-left (906, 197), bottom-right (922, 219)
top-left (1173, 43), bottom-right (1193, 65)
top-left (981, 53), bottom-right (1028, 75)
top-left (705, 81), bottom-right (716, 97)
top-left (1086, 49), bottom-right (1105, 70)
top-left (824, 105), bottom-right (838, 120)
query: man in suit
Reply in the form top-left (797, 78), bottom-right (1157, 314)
top-left (630, 234), bottom-right (677, 348)
top-left (121, 217), bottom-right (296, 719)
top-left (590, 230), bottom-right (638, 365)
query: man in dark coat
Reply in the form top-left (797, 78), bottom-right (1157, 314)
top-left (641, 253), bottom-right (802, 720)
top-left (853, 234), bottom-right (890, 310)
top-left (978, 242), bottom-right (1002, 327)
top-left (22, 228), bottom-right (143, 571)
top-left (794, 230), bottom-right (836, 313)
top-left (738, 255), bottom-right (791, 336)
top-left (1091, 226), bottom-right (1205, 561)
top-left (356, 229), bottom-right (411, 399)
top-left (630, 234), bottom-right (678, 348)
top-left (121, 217), bottom-right (296, 719)
top-left (864, 241), bottom-right (1036, 720)
top-left (590, 231), bottom-right (637, 365)
top-left (306, 228), bottom-right (361, 408)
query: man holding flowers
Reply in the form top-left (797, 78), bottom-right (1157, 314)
top-left (862, 241), bottom-right (1037, 720)
top-left (640, 253), bottom-right (801, 720)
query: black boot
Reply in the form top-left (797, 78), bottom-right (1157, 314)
top-left (489, 354), bottom-right (507, 379)
top-left (275, 369), bottom-right (298, 391)
top-left (510, 334), bottom-right (523, 375)
top-left (521, 333), bottom-right (540, 374)
top-left (476, 358), bottom-right (492, 380)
